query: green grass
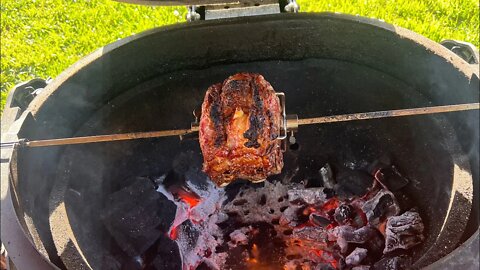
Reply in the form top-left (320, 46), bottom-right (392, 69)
top-left (1, 0), bottom-right (479, 114)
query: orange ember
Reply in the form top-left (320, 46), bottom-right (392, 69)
top-left (321, 198), bottom-right (339, 212)
top-left (169, 226), bottom-right (179, 240)
top-left (246, 244), bottom-right (260, 269)
top-left (177, 190), bottom-right (201, 208)
top-left (378, 220), bottom-right (387, 236)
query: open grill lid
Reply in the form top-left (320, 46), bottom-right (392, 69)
top-left (113, 0), bottom-right (289, 22)
top-left (114, 0), bottom-right (276, 6)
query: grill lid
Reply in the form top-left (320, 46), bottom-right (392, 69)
top-left (114, 0), bottom-right (227, 5)
top-left (114, 0), bottom-right (273, 6)
top-left (114, 0), bottom-right (290, 21)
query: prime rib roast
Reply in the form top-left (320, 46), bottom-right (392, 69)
top-left (199, 73), bottom-right (284, 186)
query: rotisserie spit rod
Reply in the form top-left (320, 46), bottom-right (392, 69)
top-left (5, 102), bottom-right (479, 148)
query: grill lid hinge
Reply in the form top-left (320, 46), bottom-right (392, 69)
top-left (185, 0), bottom-right (299, 21)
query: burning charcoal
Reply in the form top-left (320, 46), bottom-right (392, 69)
top-left (101, 178), bottom-right (176, 256)
top-left (310, 213), bottom-right (332, 227)
top-left (331, 226), bottom-right (382, 254)
top-left (361, 228), bottom-right (385, 261)
top-left (384, 210), bottom-right (424, 254)
top-left (292, 226), bottom-right (328, 243)
top-left (287, 186), bottom-right (329, 205)
top-left (283, 260), bottom-right (299, 270)
top-left (229, 228), bottom-right (250, 246)
top-left (196, 261), bottom-right (218, 270)
top-left (337, 258), bottom-right (347, 270)
top-left (280, 205), bottom-right (304, 226)
top-left (345, 247), bottom-right (368, 266)
top-left (335, 169), bottom-right (373, 198)
top-left (330, 226), bottom-right (353, 253)
top-left (178, 220), bottom-right (200, 248)
top-left (334, 226), bottom-right (377, 244)
top-left (320, 163), bottom-right (336, 189)
top-left (334, 204), bottom-right (354, 224)
top-left (361, 190), bottom-right (400, 226)
top-left (315, 263), bottom-right (336, 270)
top-left (223, 181), bottom-right (289, 225)
top-left (372, 256), bottom-right (412, 270)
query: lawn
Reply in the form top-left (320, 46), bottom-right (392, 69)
top-left (1, 0), bottom-right (479, 114)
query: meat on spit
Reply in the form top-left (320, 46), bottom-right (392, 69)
top-left (199, 73), bottom-right (284, 186)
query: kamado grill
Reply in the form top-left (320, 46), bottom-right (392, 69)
top-left (1, 1), bottom-right (479, 270)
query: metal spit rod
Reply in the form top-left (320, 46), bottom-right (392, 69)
top-left (3, 103), bottom-right (479, 148)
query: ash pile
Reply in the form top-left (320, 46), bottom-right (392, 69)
top-left (101, 153), bottom-right (425, 270)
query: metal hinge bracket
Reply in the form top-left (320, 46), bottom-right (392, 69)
top-left (186, 0), bottom-right (299, 21)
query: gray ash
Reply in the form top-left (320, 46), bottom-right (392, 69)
top-left (110, 159), bottom-right (424, 270)
top-left (384, 210), bottom-right (425, 254)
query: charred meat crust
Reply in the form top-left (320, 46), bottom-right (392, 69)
top-left (207, 84), bottom-right (225, 147)
top-left (199, 73), bottom-right (284, 186)
top-left (243, 79), bottom-right (264, 148)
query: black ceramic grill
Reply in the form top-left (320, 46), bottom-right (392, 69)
top-left (1, 2), bottom-right (479, 270)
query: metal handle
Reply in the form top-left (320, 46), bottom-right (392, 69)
top-left (441, 40), bottom-right (479, 65)
top-left (276, 92), bottom-right (287, 140)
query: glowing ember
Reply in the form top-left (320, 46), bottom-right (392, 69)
top-left (154, 160), bottom-right (423, 270)
top-left (177, 190), bottom-right (201, 208)
top-left (169, 226), bottom-right (179, 240)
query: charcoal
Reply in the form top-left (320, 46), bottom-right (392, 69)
top-left (104, 177), bottom-right (159, 210)
top-left (101, 255), bottom-right (122, 270)
top-left (101, 178), bottom-right (176, 256)
top-left (280, 205), bottom-right (305, 226)
top-left (185, 168), bottom-right (210, 191)
top-left (332, 226), bottom-right (381, 254)
top-left (178, 220), bottom-right (200, 249)
top-left (372, 256), bottom-right (412, 270)
top-left (361, 190), bottom-right (400, 226)
top-left (162, 152), bottom-right (205, 191)
top-left (352, 266), bottom-right (371, 270)
top-left (334, 204), bottom-right (354, 224)
top-left (121, 256), bottom-right (144, 270)
top-left (196, 261), bottom-right (217, 270)
top-left (361, 228), bottom-right (385, 261)
top-left (315, 263), bottom-right (336, 270)
top-left (334, 226), bottom-right (377, 244)
top-left (346, 247), bottom-right (368, 266)
top-left (335, 169), bottom-right (373, 198)
top-left (351, 211), bottom-right (366, 227)
top-left (288, 186), bottom-right (329, 205)
top-left (384, 210), bottom-right (424, 254)
top-left (310, 213), bottom-right (332, 227)
top-left (229, 228), bottom-right (250, 246)
top-left (374, 166), bottom-right (409, 191)
top-left (223, 181), bottom-right (289, 225)
top-left (292, 226), bottom-right (328, 243)
top-left (368, 155), bottom-right (409, 192)
top-left (305, 177), bottom-right (324, 188)
top-left (337, 258), bottom-right (347, 270)
top-left (149, 235), bottom-right (182, 270)
top-left (319, 163), bottom-right (336, 189)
